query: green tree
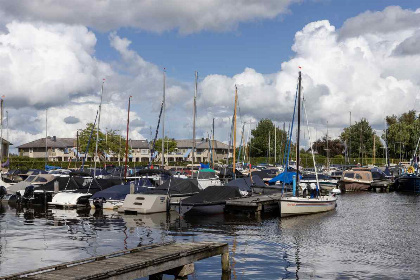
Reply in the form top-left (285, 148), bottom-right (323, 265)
top-left (383, 110), bottom-right (420, 161)
top-left (312, 136), bottom-right (345, 157)
top-left (78, 123), bottom-right (127, 158)
top-left (249, 119), bottom-right (289, 162)
top-left (154, 137), bottom-right (177, 153)
top-left (340, 118), bottom-right (382, 162)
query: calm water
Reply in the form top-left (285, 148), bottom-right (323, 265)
top-left (0, 192), bottom-right (419, 279)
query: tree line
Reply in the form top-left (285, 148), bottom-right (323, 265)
top-left (246, 111), bottom-right (419, 164)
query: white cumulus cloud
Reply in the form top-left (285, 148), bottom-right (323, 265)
top-left (0, 0), bottom-right (298, 34)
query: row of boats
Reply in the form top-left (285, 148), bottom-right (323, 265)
top-left (0, 161), bottom-right (418, 218)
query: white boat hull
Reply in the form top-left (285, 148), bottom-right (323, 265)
top-left (280, 196), bottom-right (337, 217)
top-left (118, 194), bottom-right (168, 214)
top-left (48, 192), bottom-right (92, 208)
top-left (89, 199), bottom-right (123, 210)
top-left (197, 179), bottom-right (222, 190)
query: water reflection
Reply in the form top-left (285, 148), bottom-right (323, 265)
top-left (0, 193), bottom-right (420, 279)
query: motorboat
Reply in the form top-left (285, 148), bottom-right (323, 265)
top-left (48, 171), bottom-right (122, 208)
top-left (118, 178), bottom-right (201, 214)
top-left (338, 169), bottom-right (373, 193)
top-left (300, 173), bottom-right (338, 195)
top-left (6, 174), bottom-right (56, 202)
top-left (393, 173), bottom-right (420, 193)
top-left (175, 185), bottom-right (243, 215)
top-left (89, 178), bottom-right (153, 210)
top-left (192, 168), bottom-right (222, 190)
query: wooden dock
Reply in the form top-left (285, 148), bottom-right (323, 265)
top-left (225, 193), bottom-right (289, 214)
top-left (1, 242), bottom-right (230, 280)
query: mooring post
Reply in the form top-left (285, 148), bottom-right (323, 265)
top-left (221, 248), bottom-right (230, 273)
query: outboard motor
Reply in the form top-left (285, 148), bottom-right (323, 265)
top-left (0, 186), bottom-right (6, 199)
top-left (23, 185), bottom-right (35, 200)
top-left (93, 197), bottom-right (106, 209)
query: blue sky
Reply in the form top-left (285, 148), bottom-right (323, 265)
top-left (1, 1), bottom-right (419, 148)
top-left (94, 0), bottom-right (420, 82)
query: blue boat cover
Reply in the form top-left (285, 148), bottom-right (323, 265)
top-left (269, 171), bottom-right (302, 184)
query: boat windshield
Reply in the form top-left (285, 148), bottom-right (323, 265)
top-left (344, 173), bottom-right (355, 179)
top-left (26, 175), bottom-right (36, 182)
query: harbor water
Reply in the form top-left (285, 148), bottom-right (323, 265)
top-left (0, 192), bottom-right (419, 279)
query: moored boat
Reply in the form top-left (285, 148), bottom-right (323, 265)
top-left (280, 196), bottom-right (337, 217)
top-left (393, 173), bottom-right (420, 193)
top-left (338, 169), bottom-right (373, 192)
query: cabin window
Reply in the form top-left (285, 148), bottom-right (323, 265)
top-left (344, 173), bottom-right (354, 178)
top-left (34, 177), bottom-right (48, 183)
top-left (355, 174), bottom-right (362, 180)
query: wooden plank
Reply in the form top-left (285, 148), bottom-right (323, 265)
top-left (3, 242), bottom-right (228, 280)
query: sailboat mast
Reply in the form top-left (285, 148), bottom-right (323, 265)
top-left (326, 121), bottom-right (329, 171)
top-left (233, 86), bottom-right (238, 178)
top-left (124, 96), bottom-right (131, 180)
top-left (0, 99), bottom-right (3, 166)
top-left (94, 80), bottom-right (104, 177)
top-left (192, 71), bottom-right (197, 169)
top-left (45, 109), bottom-right (47, 169)
top-left (161, 69), bottom-right (166, 167)
top-left (296, 71), bottom-right (302, 184)
top-left (6, 110), bottom-right (8, 158)
top-left (274, 125), bottom-right (277, 164)
top-left (212, 118), bottom-right (215, 169)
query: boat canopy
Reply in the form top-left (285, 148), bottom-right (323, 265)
top-left (226, 175), bottom-right (265, 191)
top-left (269, 171), bottom-right (302, 184)
top-left (181, 185), bottom-right (241, 206)
top-left (192, 169), bottom-right (217, 179)
top-left (153, 178), bottom-right (200, 195)
top-left (90, 179), bottom-right (153, 201)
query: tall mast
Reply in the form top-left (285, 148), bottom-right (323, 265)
top-left (161, 69), bottom-right (166, 167)
top-left (212, 118), bottom-right (215, 169)
top-left (94, 80), bottom-right (104, 176)
top-left (0, 99), bottom-right (3, 165)
top-left (45, 109), bottom-right (47, 169)
top-left (233, 86), bottom-right (238, 178)
top-left (385, 119), bottom-right (389, 167)
top-left (192, 71), bottom-right (197, 169)
top-left (268, 130), bottom-right (270, 164)
top-left (274, 125), bottom-right (277, 164)
top-left (349, 111), bottom-right (352, 165)
top-left (6, 110), bottom-right (8, 158)
top-left (326, 121), bottom-right (329, 170)
top-left (296, 71), bottom-right (302, 184)
top-left (124, 96), bottom-right (131, 179)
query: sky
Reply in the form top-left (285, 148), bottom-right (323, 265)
top-left (0, 0), bottom-right (419, 153)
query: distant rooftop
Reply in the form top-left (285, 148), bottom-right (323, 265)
top-left (17, 137), bottom-right (75, 149)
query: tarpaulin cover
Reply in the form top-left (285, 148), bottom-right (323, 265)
top-left (153, 178), bottom-right (200, 195)
top-left (269, 171), bottom-right (302, 184)
top-left (181, 185), bottom-right (241, 205)
top-left (226, 175), bottom-right (265, 191)
top-left (91, 179), bottom-right (153, 201)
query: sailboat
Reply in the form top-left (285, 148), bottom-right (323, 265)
top-left (280, 70), bottom-right (337, 217)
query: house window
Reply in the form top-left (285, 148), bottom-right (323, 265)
top-left (141, 149), bottom-right (148, 154)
